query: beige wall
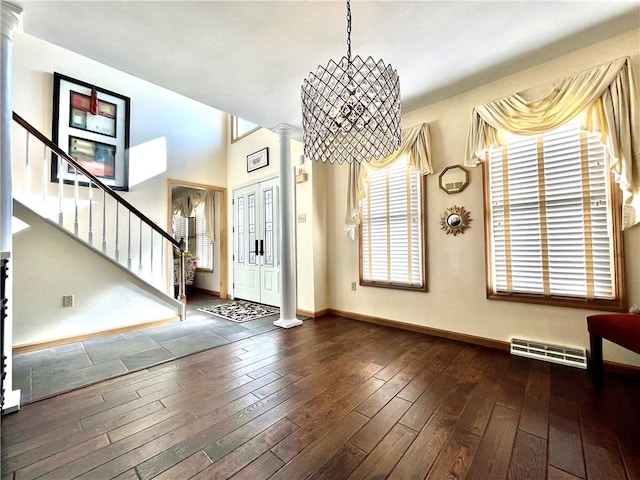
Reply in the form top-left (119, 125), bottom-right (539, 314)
top-left (312, 161), bottom-right (331, 312)
top-left (325, 29), bottom-right (640, 367)
top-left (294, 153), bottom-right (316, 313)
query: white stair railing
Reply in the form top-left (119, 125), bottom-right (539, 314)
top-left (12, 112), bottom-right (186, 300)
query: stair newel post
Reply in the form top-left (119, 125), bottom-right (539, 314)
top-left (178, 237), bottom-right (186, 303)
top-left (73, 170), bottom-right (79, 236)
top-left (101, 190), bottom-right (107, 253)
top-left (115, 202), bottom-right (120, 263)
top-left (88, 181), bottom-right (93, 246)
top-left (127, 209), bottom-right (132, 270)
top-left (24, 131), bottom-right (30, 193)
top-left (57, 156), bottom-right (63, 226)
top-left (138, 218), bottom-right (143, 273)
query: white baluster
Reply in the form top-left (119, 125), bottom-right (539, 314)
top-left (88, 182), bottom-right (93, 245)
top-left (58, 157), bottom-right (63, 226)
top-left (138, 218), bottom-right (143, 273)
top-left (24, 131), bottom-right (30, 193)
top-left (102, 190), bottom-right (107, 253)
top-left (161, 240), bottom-right (165, 284)
top-left (150, 230), bottom-right (154, 274)
top-left (127, 210), bottom-right (132, 270)
top-left (73, 170), bottom-right (79, 236)
top-left (41, 150), bottom-right (47, 201)
top-left (115, 203), bottom-right (120, 263)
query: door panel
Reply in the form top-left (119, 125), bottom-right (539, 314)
top-left (258, 178), bottom-right (280, 306)
top-left (233, 185), bottom-right (260, 303)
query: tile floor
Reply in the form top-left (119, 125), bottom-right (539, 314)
top-left (12, 293), bottom-right (281, 404)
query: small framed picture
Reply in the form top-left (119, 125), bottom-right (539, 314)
top-left (247, 147), bottom-right (269, 173)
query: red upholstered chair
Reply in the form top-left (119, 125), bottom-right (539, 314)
top-left (587, 313), bottom-right (640, 384)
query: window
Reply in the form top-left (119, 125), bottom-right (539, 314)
top-left (174, 214), bottom-right (188, 250)
top-left (173, 205), bottom-right (214, 271)
top-left (360, 156), bottom-right (426, 290)
top-left (195, 209), bottom-right (214, 271)
top-left (230, 115), bottom-right (260, 143)
top-left (485, 119), bottom-right (624, 310)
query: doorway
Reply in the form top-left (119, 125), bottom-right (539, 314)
top-left (167, 179), bottom-right (227, 299)
top-left (233, 177), bottom-right (280, 306)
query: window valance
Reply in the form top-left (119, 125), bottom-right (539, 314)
top-left (345, 122), bottom-right (433, 238)
top-left (172, 192), bottom-right (200, 218)
top-left (465, 56), bottom-right (639, 228)
top-left (172, 190), bottom-right (216, 242)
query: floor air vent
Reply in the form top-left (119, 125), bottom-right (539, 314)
top-left (510, 338), bottom-right (587, 369)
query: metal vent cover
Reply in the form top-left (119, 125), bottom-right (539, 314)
top-left (510, 338), bottom-right (587, 369)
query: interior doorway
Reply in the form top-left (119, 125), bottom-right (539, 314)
top-left (167, 179), bottom-right (228, 299)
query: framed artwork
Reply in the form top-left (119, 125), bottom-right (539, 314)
top-left (247, 147), bottom-right (269, 173)
top-left (51, 72), bottom-right (130, 190)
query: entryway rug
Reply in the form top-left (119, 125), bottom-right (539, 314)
top-left (198, 300), bottom-right (279, 323)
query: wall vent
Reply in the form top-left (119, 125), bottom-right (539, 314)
top-left (510, 338), bottom-right (587, 369)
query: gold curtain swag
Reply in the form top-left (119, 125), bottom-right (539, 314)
top-left (465, 56), bottom-right (640, 229)
top-left (345, 122), bottom-right (433, 238)
top-left (172, 190), bottom-right (216, 242)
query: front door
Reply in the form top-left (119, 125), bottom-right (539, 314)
top-left (233, 177), bottom-right (280, 306)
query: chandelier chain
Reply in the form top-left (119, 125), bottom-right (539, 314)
top-left (346, 0), bottom-right (351, 62)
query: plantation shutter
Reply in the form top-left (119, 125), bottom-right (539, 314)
top-left (488, 120), bottom-right (614, 299)
top-left (361, 156), bottom-right (423, 286)
top-left (174, 215), bottom-right (188, 249)
top-left (196, 208), bottom-right (214, 270)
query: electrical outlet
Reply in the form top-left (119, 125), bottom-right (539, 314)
top-left (63, 295), bottom-right (74, 307)
top-left (297, 213), bottom-right (307, 223)
top-left (351, 281), bottom-right (357, 291)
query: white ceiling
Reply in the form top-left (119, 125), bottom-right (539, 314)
top-left (16, 1), bottom-right (640, 134)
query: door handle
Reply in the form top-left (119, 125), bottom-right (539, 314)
top-left (259, 239), bottom-right (264, 256)
top-left (254, 239), bottom-right (259, 256)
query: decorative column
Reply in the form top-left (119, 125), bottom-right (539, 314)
top-left (272, 124), bottom-right (302, 329)
top-left (1, 1), bottom-right (22, 412)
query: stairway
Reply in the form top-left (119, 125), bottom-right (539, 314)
top-left (11, 112), bottom-right (185, 349)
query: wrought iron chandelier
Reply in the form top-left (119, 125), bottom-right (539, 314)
top-left (301, 0), bottom-right (401, 164)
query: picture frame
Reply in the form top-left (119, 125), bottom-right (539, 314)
top-left (51, 72), bottom-right (131, 191)
top-left (246, 147), bottom-right (269, 173)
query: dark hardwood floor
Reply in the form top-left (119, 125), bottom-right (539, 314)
top-left (1, 315), bottom-right (639, 479)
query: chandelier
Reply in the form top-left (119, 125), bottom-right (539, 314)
top-left (301, 0), bottom-right (401, 164)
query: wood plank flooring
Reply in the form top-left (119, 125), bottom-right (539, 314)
top-left (2, 316), bottom-right (639, 479)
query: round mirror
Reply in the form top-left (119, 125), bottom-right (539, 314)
top-left (447, 214), bottom-right (462, 227)
top-left (439, 165), bottom-right (470, 194)
top-left (440, 206), bottom-right (472, 236)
